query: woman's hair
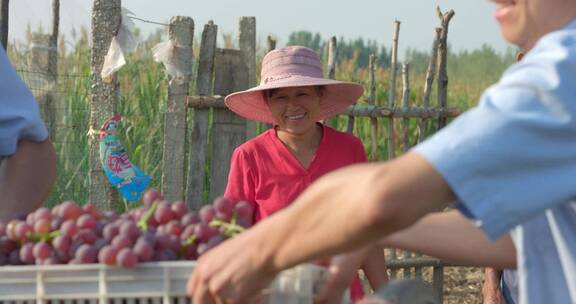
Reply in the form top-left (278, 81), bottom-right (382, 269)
top-left (262, 86), bottom-right (326, 101)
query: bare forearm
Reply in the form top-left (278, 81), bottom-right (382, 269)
top-left (254, 153), bottom-right (454, 272)
top-left (0, 139), bottom-right (56, 221)
top-left (325, 248), bottom-right (369, 290)
top-left (484, 267), bottom-right (503, 291)
top-left (483, 268), bottom-right (507, 304)
top-left (380, 211), bottom-right (516, 268)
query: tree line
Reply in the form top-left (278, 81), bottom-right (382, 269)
top-left (286, 30), bottom-right (516, 81)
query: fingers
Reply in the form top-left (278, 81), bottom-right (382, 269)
top-left (186, 269), bottom-right (198, 296)
top-left (208, 274), bottom-right (235, 304)
top-left (189, 269), bottom-right (215, 304)
top-left (188, 261), bottom-right (219, 304)
top-left (314, 262), bottom-right (349, 304)
top-left (186, 233), bottom-right (276, 304)
top-left (193, 279), bottom-right (217, 304)
top-left (187, 264), bottom-right (241, 304)
top-left (356, 297), bottom-right (392, 304)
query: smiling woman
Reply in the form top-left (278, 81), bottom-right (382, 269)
top-left (222, 46), bottom-right (365, 219)
top-left (219, 46), bottom-right (389, 303)
top-left (266, 86), bottom-right (324, 151)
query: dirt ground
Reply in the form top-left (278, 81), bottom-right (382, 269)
top-left (389, 267), bottom-right (484, 303)
top-left (376, 266), bottom-right (483, 303)
top-left (442, 267), bottom-right (484, 304)
top-left (374, 251), bottom-right (485, 304)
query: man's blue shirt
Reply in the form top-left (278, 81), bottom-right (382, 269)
top-left (415, 19), bottom-right (576, 304)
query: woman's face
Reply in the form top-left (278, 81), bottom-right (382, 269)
top-left (267, 86), bottom-right (322, 135)
top-left (491, 0), bottom-right (576, 51)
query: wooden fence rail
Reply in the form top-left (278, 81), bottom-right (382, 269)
top-left (187, 96), bottom-right (462, 119)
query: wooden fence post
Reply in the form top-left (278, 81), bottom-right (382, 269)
top-left (401, 63), bottom-right (410, 152)
top-left (400, 62), bottom-right (414, 279)
top-left (367, 54), bottom-right (378, 161)
top-left (326, 37), bottom-right (340, 129)
top-left (51, 0), bottom-right (59, 47)
top-left (50, 0), bottom-right (60, 142)
top-left (266, 35), bottom-right (276, 52)
top-left (418, 28), bottom-right (441, 143)
top-left (387, 21), bottom-right (401, 278)
top-left (89, 0), bottom-right (121, 210)
top-left (0, 0), bottom-right (8, 50)
top-left (434, 9), bottom-right (454, 302)
top-left (186, 21), bottom-right (217, 210)
top-left (387, 20), bottom-right (400, 160)
top-left (264, 35), bottom-right (276, 131)
top-left (436, 7), bottom-right (454, 129)
top-left (162, 16), bottom-right (194, 202)
top-left (433, 265), bottom-right (444, 303)
top-left (209, 49), bottom-right (248, 201)
top-left (239, 17), bottom-right (257, 140)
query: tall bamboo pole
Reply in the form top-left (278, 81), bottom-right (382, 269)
top-left (368, 54), bottom-right (378, 160)
top-left (0, 0), bottom-right (8, 50)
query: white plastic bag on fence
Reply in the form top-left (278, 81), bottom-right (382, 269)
top-left (152, 40), bottom-right (192, 85)
top-left (101, 8), bottom-right (139, 81)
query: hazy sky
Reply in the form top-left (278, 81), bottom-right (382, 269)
top-left (8, 1), bottom-right (511, 57)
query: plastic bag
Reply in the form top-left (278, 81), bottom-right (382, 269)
top-left (152, 40), bottom-right (192, 84)
top-left (99, 115), bottom-right (151, 202)
top-left (117, 8), bottom-right (138, 53)
top-left (101, 8), bottom-right (139, 80)
top-left (101, 36), bottom-right (125, 81)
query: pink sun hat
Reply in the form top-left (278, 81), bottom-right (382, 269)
top-left (224, 46), bottom-right (364, 124)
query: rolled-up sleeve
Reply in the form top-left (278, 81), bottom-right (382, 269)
top-left (413, 42), bottom-right (576, 240)
top-left (0, 47), bottom-right (48, 156)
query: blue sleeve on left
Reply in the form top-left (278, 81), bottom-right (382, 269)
top-left (0, 47), bottom-right (48, 156)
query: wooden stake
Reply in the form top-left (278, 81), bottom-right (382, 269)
top-left (387, 20), bottom-right (400, 160)
top-left (436, 6), bottom-right (455, 129)
top-left (327, 36), bottom-right (339, 129)
top-left (368, 54), bottom-right (378, 161)
top-left (401, 63), bottom-right (410, 152)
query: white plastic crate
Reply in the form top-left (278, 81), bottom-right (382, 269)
top-left (0, 261), bottom-right (325, 303)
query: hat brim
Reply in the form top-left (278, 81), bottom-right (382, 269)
top-left (224, 76), bottom-right (364, 124)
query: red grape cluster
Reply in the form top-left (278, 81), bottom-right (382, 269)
top-left (0, 190), bottom-right (254, 267)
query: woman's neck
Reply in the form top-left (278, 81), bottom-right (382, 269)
top-left (276, 124), bottom-right (323, 156)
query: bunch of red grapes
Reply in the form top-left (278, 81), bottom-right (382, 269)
top-left (0, 190), bottom-right (254, 268)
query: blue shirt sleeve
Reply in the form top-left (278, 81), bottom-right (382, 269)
top-left (413, 30), bottom-right (576, 240)
top-left (0, 47), bottom-right (48, 156)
